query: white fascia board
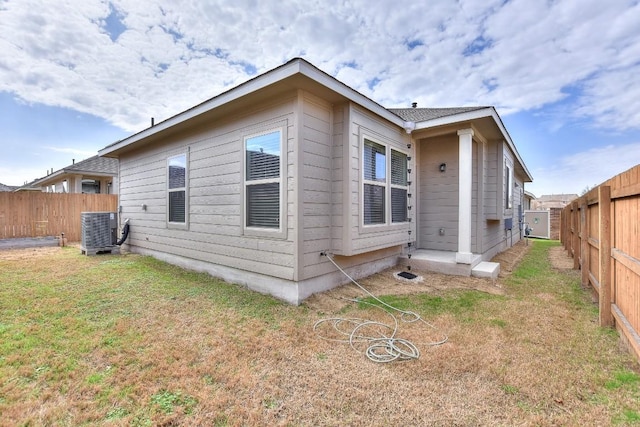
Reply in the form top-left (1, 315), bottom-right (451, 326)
top-left (296, 61), bottom-right (405, 126)
top-left (490, 109), bottom-right (533, 182)
top-left (413, 107), bottom-right (495, 130)
top-left (31, 170), bottom-right (66, 186)
top-left (415, 107), bottom-right (533, 182)
top-left (100, 61), bottom-right (305, 156)
top-left (100, 59), bottom-right (405, 157)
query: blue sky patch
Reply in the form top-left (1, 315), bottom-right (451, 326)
top-left (104, 3), bottom-right (127, 42)
top-left (367, 77), bottom-right (381, 90)
top-left (463, 35), bottom-right (492, 56)
top-left (405, 39), bottom-right (424, 51)
top-left (161, 25), bottom-right (183, 42)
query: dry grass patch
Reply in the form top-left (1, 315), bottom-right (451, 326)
top-left (0, 241), bottom-right (639, 426)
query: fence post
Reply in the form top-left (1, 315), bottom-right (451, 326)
top-left (599, 185), bottom-right (613, 327)
top-left (580, 201), bottom-right (589, 287)
top-left (571, 201), bottom-right (580, 269)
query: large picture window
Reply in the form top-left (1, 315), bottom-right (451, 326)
top-left (245, 130), bottom-right (282, 229)
top-left (168, 154), bottom-right (187, 224)
top-left (362, 138), bottom-right (409, 226)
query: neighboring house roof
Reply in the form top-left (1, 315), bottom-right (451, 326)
top-left (531, 194), bottom-right (578, 209)
top-left (535, 194), bottom-right (578, 202)
top-left (15, 155), bottom-right (118, 190)
top-left (99, 57), bottom-right (532, 182)
top-left (0, 183), bottom-right (19, 192)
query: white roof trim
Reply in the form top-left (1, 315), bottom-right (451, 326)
top-left (414, 107), bottom-right (533, 181)
top-left (100, 59), bottom-right (403, 157)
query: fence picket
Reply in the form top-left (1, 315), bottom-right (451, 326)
top-left (561, 165), bottom-right (640, 363)
top-left (0, 193), bottom-right (118, 242)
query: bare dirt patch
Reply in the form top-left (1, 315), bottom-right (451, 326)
top-left (305, 241), bottom-right (531, 312)
top-left (0, 246), bottom-right (64, 261)
top-left (548, 245), bottom-right (575, 270)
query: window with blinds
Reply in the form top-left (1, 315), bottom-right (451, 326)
top-left (505, 164), bottom-right (513, 210)
top-left (245, 130), bottom-right (281, 229)
top-left (391, 149), bottom-right (408, 223)
top-left (363, 139), bottom-right (386, 224)
top-left (168, 154), bottom-right (187, 224)
top-left (362, 138), bottom-right (409, 226)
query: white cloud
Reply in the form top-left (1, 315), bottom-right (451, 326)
top-left (526, 142), bottom-right (640, 197)
top-left (45, 146), bottom-right (98, 157)
top-left (0, 165), bottom-right (49, 187)
top-left (0, 0), bottom-right (638, 135)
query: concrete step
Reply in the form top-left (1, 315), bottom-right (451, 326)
top-left (399, 250), bottom-right (482, 277)
top-left (471, 261), bottom-right (500, 279)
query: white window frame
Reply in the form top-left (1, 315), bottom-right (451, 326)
top-left (390, 148), bottom-right (409, 224)
top-left (505, 160), bottom-right (513, 211)
top-left (167, 152), bottom-right (188, 229)
top-left (243, 127), bottom-right (286, 238)
top-left (361, 135), bottom-right (410, 229)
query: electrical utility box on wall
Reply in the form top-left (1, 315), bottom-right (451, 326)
top-left (81, 212), bottom-right (120, 255)
top-left (524, 210), bottom-right (551, 239)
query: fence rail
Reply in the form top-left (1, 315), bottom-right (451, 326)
top-left (0, 192), bottom-right (118, 242)
top-left (561, 164), bottom-right (640, 363)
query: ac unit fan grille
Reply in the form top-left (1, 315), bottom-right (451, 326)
top-left (81, 212), bottom-right (117, 249)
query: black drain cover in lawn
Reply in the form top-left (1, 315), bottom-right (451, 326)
top-left (397, 271), bottom-right (418, 280)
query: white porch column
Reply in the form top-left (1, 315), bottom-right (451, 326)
top-left (456, 128), bottom-right (474, 264)
top-left (71, 174), bottom-right (83, 193)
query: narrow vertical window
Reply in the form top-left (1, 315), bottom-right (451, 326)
top-left (391, 149), bottom-right (408, 223)
top-left (363, 139), bottom-right (386, 225)
top-left (505, 164), bottom-right (513, 209)
top-left (168, 154), bottom-right (186, 223)
top-left (245, 130), bottom-right (281, 229)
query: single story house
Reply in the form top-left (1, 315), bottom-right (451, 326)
top-left (99, 58), bottom-right (533, 304)
top-left (16, 155), bottom-right (118, 194)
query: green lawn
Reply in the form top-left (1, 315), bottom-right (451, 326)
top-left (0, 241), bottom-right (638, 426)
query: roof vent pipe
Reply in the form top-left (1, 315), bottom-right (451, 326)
top-left (151, 117), bottom-right (155, 127)
top-left (412, 102), bottom-right (417, 108)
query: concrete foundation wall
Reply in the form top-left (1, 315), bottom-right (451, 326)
top-left (127, 244), bottom-right (401, 305)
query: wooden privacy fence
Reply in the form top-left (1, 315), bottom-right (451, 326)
top-left (0, 192), bottom-right (118, 242)
top-left (561, 164), bottom-right (640, 362)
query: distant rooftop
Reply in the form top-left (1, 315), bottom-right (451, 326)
top-left (16, 155), bottom-right (118, 190)
top-left (0, 183), bottom-right (18, 192)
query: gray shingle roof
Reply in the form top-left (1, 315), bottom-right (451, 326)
top-left (0, 183), bottom-right (18, 192)
top-left (388, 107), bottom-right (489, 122)
top-left (64, 155), bottom-right (118, 175)
top-left (15, 155), bottom-right (118, 190)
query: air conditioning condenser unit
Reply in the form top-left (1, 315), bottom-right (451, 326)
top-left (81, 211), bottom-right (120, 255)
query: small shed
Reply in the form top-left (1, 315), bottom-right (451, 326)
top-left (524, 210), bottom-right (550, 239)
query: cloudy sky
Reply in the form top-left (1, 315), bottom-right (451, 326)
top-left (1, 0), bottom-right (639, 197)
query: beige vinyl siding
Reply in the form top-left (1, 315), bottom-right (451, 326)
top-left (119, 97), bottom-right (297, 280)
top-left (417, 134), bottom-right (458, 251)
top-left (330, 104), bottom-right (348, 254)
top-left (484, 142), bottom-right (499, 219)
top-left (344, 106), bottom-right (413, 255)
top-left (299, 93), bottom-right (333, 279)
top-left (481, 141), bottom-right (521, 257)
